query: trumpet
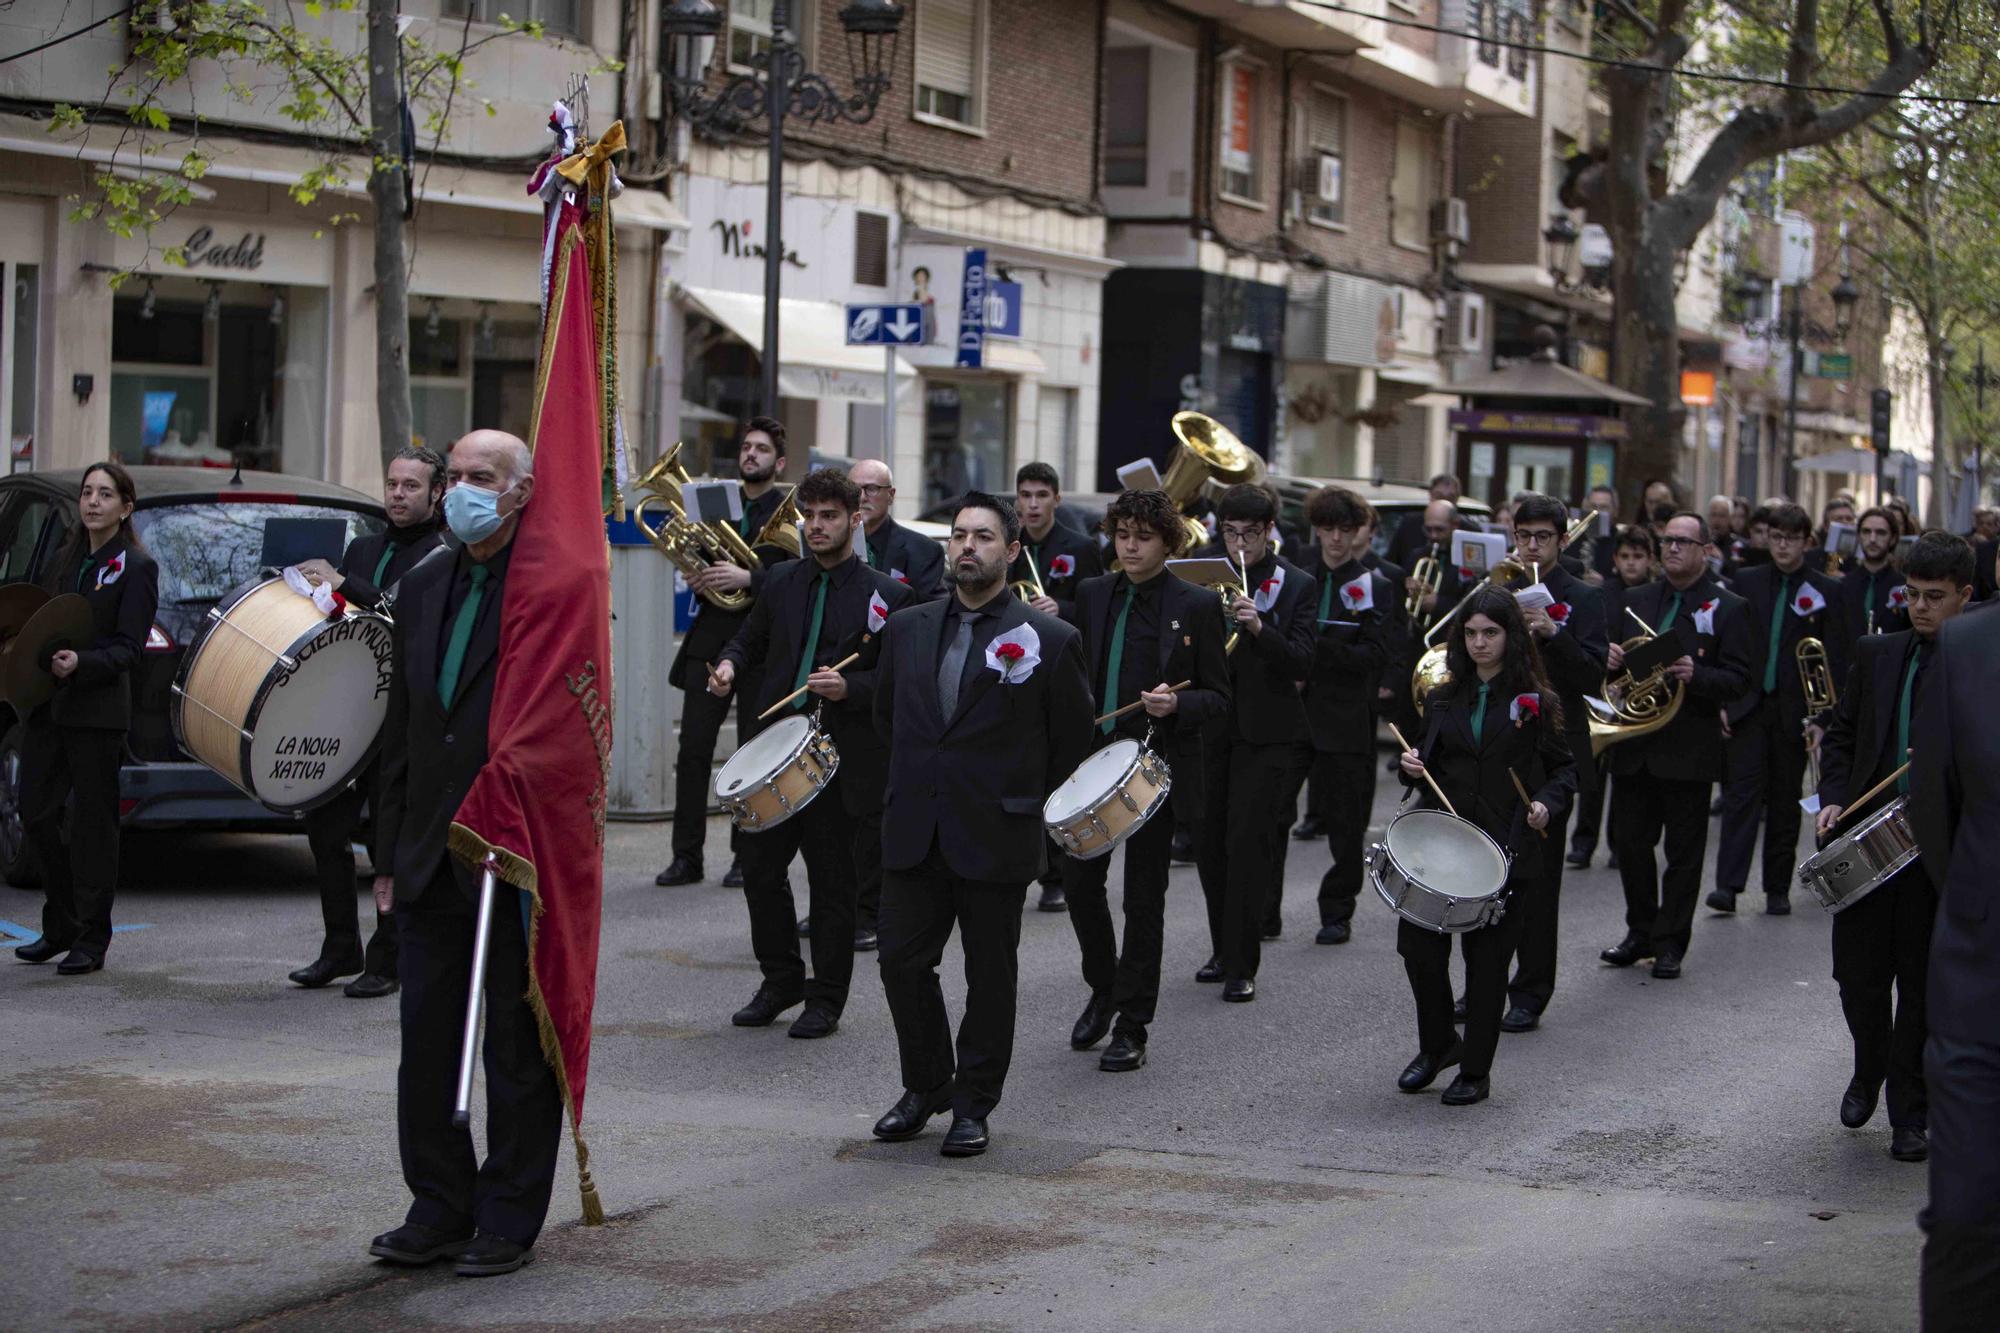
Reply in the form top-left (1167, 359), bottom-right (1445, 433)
top-left (1409, 556), bottom-right (1528, 712)
top-left (1406, 544), bottom-right (1443, 624)
top-left (1584, 606), bottom-right (1686, 756)
top-left (628, 442), bottom-right (763, 611)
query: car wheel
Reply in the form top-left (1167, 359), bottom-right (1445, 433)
top-left (0, 721), bottom-right (41, 889)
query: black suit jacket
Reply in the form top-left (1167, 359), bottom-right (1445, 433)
top-left (1831, 561), bottom-right (1910, 646)
top-left (719, 554), bottom-right (916, 816)
top-left (1068, 569), bottom-right (1229, 747)
top-left (1603, 577), bottom-right (1753, 783)
top-left (1221, 554), bottom-right (1317, 745)
top-left (1533, 564), bottom-right (1609, 760)
top-left (1012, 521), bottom-right (1104, 622)
top-left (874, 594), bottom-right (1092, 882)
top-left (1818, 629), bottom-right (1922, 814)
top-left (45, 533), bottom-right (161, 731)
top-left (667, 485), bottom-right (796, 686)
top-left (1410, 683), bottom-right (1578, 881)
top-left (376, 546), bottom-right (505, 905)
top-left (1726, 563), bottom-right (1845, 728)
top-left (1304, 559), bottom-right (1395, 754)
top-left (865, 516), bottom-right (946, 600)
top-left (335, 518), bottom-right (447, 611)
top-left (1362, 552), bottom-right (1413, 701)
top-left (1910, 608), bottom-right (2000, 1043)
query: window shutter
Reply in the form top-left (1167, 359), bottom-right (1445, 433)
top-left (854, 211), bottom-right (890, 287)
top-left (917, 0), bottom-right (977, 98)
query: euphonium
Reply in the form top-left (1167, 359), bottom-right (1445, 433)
top-left (1163, 411), bottom-right (1265, 548)
top-left (1409, 556), bottom-right (1527, 712)
top-left (753, 484), bottom-right (804, 559)
top-left (628, 442), bottom-right (763, 611)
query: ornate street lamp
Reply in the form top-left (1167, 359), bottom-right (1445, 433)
top-left (1542, 213), bottom-right (1580, 290)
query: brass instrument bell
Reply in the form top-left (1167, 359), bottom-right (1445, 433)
top-left (628, 442), bottom-right (764, 611)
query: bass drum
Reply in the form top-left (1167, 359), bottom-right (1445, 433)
top-left (171, 577), bottom-right (395, 814)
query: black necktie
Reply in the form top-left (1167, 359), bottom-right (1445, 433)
top-left (938, 610), bottom-right (979, 719)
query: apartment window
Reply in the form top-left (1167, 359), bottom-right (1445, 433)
top-left (1103, 46), bottom-right (1151, 187)
top-left (1218, 60), bottom-right (1263, 203)
top-left (728, 0), bottom-right (809, 72)
top-left (441, 0), bottom-right (583, 40)
top-left (916, 0), bottom-right (984, 129)
top-left (1301, 86), bottom-right (1346, 228)
top-left (854, 211), bottom-right (890, 287)
top-left (1391, 118), bottom-right (1436, 250)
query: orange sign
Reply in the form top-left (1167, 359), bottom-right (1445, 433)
top-left (1222, 66), bottom-right (1256, 176)
top-left (1680, 370), bottom-right (1716, 406)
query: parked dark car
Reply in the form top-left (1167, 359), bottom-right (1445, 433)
top-left (0, 468), bottom-right (387, 885)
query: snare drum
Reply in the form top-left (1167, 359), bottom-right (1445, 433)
top-left (1043, 740), bottom-right (1172, 860)
top-left (171, 577), bottom-right (395, 814)
top-left (714, 713), bottom-right (839, 831)
top-left (1797, 796), bottom-right (1919, 913)
top-left (1368, 808), bottom-right (1511, 933)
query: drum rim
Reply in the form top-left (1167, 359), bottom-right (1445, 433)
top-left (1043, 738), bottom-right (1144, 823)
top-left (1803, 795), bottom-right (1913, 868)
top-left (1380, 807), bottom-right (1511, 897)
top-left (715, 713), bottom-right (816, 796)
top-left (243, 598), bottom-right (394, 815)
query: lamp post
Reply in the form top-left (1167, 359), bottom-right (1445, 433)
top-left (1735, 268), bottom-right (1859, 498)
top-left (660, 0), bottom-right (905, 417)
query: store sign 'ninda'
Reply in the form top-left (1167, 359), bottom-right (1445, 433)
top-left (711, 218), bottom-right (805, 270)
top-left (181, 225), bottom-right (266, 271)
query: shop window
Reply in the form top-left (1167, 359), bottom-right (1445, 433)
top-left (441, 0), bottom-right (584, 41)
top-left (1217, 61), bottom-right (1263, 204)
top-left (915, 0), bottom-right (984, 130)
top-left (921, 379), bottom-right (1010, 514)
top-left (408, 310), bottom-right (542, 461)
top-left (728, 0), bottom-right (811, 72)
top-left (1103, 47), bottom-right (1150, 187)
top-left (1391, 118), bottom-right (1436, 250)
top-left (3, 263), bottom-right (37, 472)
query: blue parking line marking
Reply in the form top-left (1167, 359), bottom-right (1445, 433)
top-left (0, 918), bottom-right (150, 941)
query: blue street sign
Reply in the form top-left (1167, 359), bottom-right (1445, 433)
top-left (845, 303), bottom-right (927, 346)
top-left (985, 280), bottom-right (1023, 339)
top-left (956, 247), bottom-right (987, 368)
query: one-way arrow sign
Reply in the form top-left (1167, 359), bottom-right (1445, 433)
top-left (846, 303), bottom-right (927, 345)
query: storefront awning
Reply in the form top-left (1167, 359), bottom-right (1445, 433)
top-left (678, 285), bottom-right (917, 405)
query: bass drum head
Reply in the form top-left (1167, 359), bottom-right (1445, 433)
top-left (244, 612), bottom-right (396, 811)
top-left (717, 714), bottom-right (812, 797)
top-left (1384, 809), bottom-right (1509, 900)
top-left (1045, 740), bottom-right (1140, 822)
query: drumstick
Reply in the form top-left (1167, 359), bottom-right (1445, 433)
top-left (1092, 680), bottom-right (1192, 727)
top-left (757, 651), bottom-right (862, 720)
top-left (1508, 766), bottom-right (1545, 838)
top-left (1828, 758), bottom-right (1912, 834)
top-left (1388, 722), bottom-right (1458, 818)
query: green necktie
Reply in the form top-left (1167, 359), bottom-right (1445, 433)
top-left (1319, 572), bottom-right (1334, 622)
top-left (1100, 582), bottom-right (1136, 735)
top-left (1658, 590), bottom-right (1683, 632)
top-left (76, 555), bottom-right (97, 593)
top-left (1763, 574), bottom-right (1792, 692)
top-left (1896, 643), bottom-right (1923, 794)
top-left (437, 563), bottom-right (490, 708)
top-left (789, 570), bottom-right (830, 710)
top-left (1865, 570), bottom-right (1878, 625)
top-left (372, 543), bottom-right (397, 587)
top-left (864, 537), bottom-right (877, 569)
top-left (1471, 681), bottom-right (1491, 745)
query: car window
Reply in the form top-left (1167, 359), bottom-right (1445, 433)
top-left (133, 502), bottom-right (386, 646)
top-left (0, 493), bottom-right (55, 584)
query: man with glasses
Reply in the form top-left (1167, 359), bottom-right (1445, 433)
top-left (1711, 502), bottom-right (1844, 916)
top-left (852, 459), bottom-right (944, 600)
top-left (1601, 512), bottom-right (1753, 980)
top-left (1831, 507), bottom-right (1910, 645)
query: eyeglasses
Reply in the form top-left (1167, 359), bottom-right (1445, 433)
top-left (1513, 528), bottom-right (1561, 544)
top-left (1220, 524), bottom-right (1266, 541)
top-left (1658, 536), bottom-right (1704, 550)
top-left (1904, 586), bottom-right (1961, 608)
top-left (1766, 531), bottom-right (1807, 546)
top-left (857, 483), bottom-right (892, 497)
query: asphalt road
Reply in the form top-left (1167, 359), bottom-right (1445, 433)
top-left (0, 775), bottom-right (1924, 1331)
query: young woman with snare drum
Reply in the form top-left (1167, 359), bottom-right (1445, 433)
top-left (1395, 587), bottom-right (1576, 1105)
top-left (13, 461), bottom-right (159, 976)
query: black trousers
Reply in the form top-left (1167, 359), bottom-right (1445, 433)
top-left (1169, 731), bottom-right (1205, 848)
top-left (1199, 731), bottom-right (1311, 979)
top-left (1506, 801), bottom-right (1574, 1015)
top-left (671, 675), bottom-right (759, 862)
top-left (877, 843), bottom-right (1026, 1120)
top-left (1610, 772), bottom-right (1713, 954)
top-left (397, 871), bottom-right (563, 1248)
top-left (1571, 757), bottom-right (1610, 856)
top-left (1716, 700), bottom-right (1809, 897)
top-left (302, 782), bottom-right (398, 976)
top-left (1397, 879), bottom-right (1531, 1080)
top-left (1313, 749), bottom-right (1378, 928)
top-left (1921, 1033), bottom-right (2000, 1331)
top-left (1831, 864), bottom-right (1935, 1127)
top-left (738, 781), bottom-right (857, 1013)
top-left (20, 719), bottom-right (123, 957)
top-left (1064, 801), bottom-right (1175, 1038)
top-left (852, 810), bottom-right (883, 934)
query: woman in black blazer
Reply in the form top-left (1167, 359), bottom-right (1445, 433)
top-left (14, 461), bottom-right (160, 975)
top-left (1394, 587), bottom-right (1576, 1104)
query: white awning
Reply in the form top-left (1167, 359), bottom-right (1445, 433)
top-left (980, 340), bottom-right (1047, 375)
top-left (678, 285), bottom-right (917, 405)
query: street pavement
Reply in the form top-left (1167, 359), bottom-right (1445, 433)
top-left (0, 773), bottom-right (1924, 1331)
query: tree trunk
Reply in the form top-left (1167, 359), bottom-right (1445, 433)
top-left (366, 0), bottom-right (413, 463)
top-left (1929, 346), bottom-right (1952, 529)
top-left (1610, 221), bottom-right (1687, 519)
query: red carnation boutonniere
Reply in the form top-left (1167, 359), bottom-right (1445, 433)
top-left (1048, 554), bottom-right (1076, 579)
top-left (1792, 581), bottom-right (1828, 617)
top-left (1886, 585), bottom-right (1908, 610)
top-left (1510, 692), bottom-right (1541, 725)
top-left (995, 642), bottom-right (1023, 662)
top-left (984, 623), bottom-right (1042, 684)
top-left (1338, 578), bottom-right (1375, 614)
top-left (1458, 566), bottom-right (1476, 581)
top-left (1546, 601), bottom-right (1572, 628)
top-left (1253, 564), bottom-right (1286, 613)
top-left (96, 551), bottom-right (126, 589)
top-left (866, 590), bottom-right (890, 634)
top-left (1693, 599), bottom-right (1717, 635)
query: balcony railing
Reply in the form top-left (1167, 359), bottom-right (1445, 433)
top-left (1466, 0), bottom-right (1532, 76)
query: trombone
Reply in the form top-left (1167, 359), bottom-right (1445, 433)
top-left (1797, 636), bottom-right (1838, 790)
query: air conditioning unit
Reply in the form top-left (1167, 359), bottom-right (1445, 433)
top-left (1442, 291), bottom-right (1486, 353)
top-left (1431, 197), bottom-right (1471, 246)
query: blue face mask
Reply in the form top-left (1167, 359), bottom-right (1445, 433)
top-left (444, 482), bottom-right (510, 544)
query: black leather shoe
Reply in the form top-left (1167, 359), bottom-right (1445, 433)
top-left (1765, 894), bottom-right (1792, 916)
top-left (852, 928), bottom-right (878, 952)
top-left (14, 936), bottom-right (64, 963)
top-left (1451, 994), bottom-right (1468, 1022)
top-left (1038, 884), bottom-right (1068, 913)
top-left (1890, 1125), bottom-right (1929, 1162)
top-left (787, 1006), bottom-right (839, 1039)
top-left (654, 854), bottom-right (702, 887)
top-left (1840, 1075), bottom-right (1881, 1128)
top-left (1600, 934), bottom-right (1654, 967)
top-left (289, 951), bottom-right (364, 988)
top-left (1499, 1005), bottom-right (1540, 1033)
top-left (1070, 992), bottom-right (1114, 1049)
top-left (1194, 956), bottom-right (1223, 984)
top-left (873, 1084), bottom-right (952, 1141)
top-left (56, 950), bottom-right (103, 975)
top-left (1169, 831), bottom-right (1196, 865)
top-left (344, 973), bottom-right (399, 999)
top-left (1650, 947), bottom-right (1684, 980)
top-left (1397, 1043), bottom-right (1462, 1092)
top-left (1222, 977), bottom-right (1256, 1003)
top-left (1099, 1031), bottom-right (1147, 1072)
top-left (454, 1232), bottom-right (532, 1276)
top-left (1315, 922), bottom-right (1350, 945)
top-left (1565, 849), bottom-right (1592, 869)
top-left (1705, 888), bottom-right (1738, 913)
top-left (1441, 1074), bottom-right (1490, 1106)
top-left (941, 1116), bottom-right (989, 1157)
top-left (731, 988), bottom-right (804, 1027)
top-left (1291, 815), bottom-right (1324, 840)
top-left (369, 1221), bottom-right (473, 1266)
top-left (721, 858), bottom-right (745, 888)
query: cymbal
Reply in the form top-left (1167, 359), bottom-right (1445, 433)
top-left (0, 582), bottom-right (51, 644)
top-left (4, 594), bottom-right (94, 713)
